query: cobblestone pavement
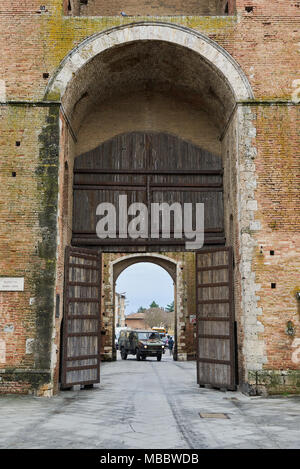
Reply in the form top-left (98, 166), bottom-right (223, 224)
top-left (0, 353), bottom-right (300, 449)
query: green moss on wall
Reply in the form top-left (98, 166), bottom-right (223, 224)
top-left (248, 370), bottom-right (300, 395)
top-left (32, 106), bottom-right (60, 372)
top-left (0, 370), bottom-right (51, 392)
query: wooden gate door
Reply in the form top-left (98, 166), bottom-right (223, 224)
top-left (72, 132), bottom-right (225, 251)
top-left (61, 246), bottom-right (102, 388)
top-left (196, 247), bottom-right (236, 390)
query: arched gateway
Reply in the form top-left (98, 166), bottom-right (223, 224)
top-left (54, 22), bottom-right (257, 395)
top-left (46, 22), bottom-right (253, 102)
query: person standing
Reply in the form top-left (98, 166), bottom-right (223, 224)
top-left (168, 336), bottom-right (174, 355)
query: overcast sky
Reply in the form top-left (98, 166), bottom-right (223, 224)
top-left (116, 262), bottom-right (174, 315)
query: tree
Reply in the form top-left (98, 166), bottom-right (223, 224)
top-left (165, 300), bottom-right (174, 312)
top-left (150, 300), bottom-right (159, 308)
top-left (144, 307), bottom-right (174, 331)
top-left (137, 306), bottom-right (146, 313)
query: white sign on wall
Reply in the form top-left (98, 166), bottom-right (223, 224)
top-left (0, 278), bottom-right (24, 291)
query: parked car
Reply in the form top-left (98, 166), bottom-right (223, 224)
top-left (118, 329), bottom-right (165, 361)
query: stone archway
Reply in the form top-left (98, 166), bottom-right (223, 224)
top-left (52, 22), bottom-right (263, 393)
top-left (112, 254), bottom-right (178, 283)
top-left (45, 22), bottom-right (253, 102)
top-left (106, 253), bottom-right (185, 361)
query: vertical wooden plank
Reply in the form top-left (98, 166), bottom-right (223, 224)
top-left (196, 247), bottom-right (236, 390)
top-left (61, 246), bottom-right (102, 388)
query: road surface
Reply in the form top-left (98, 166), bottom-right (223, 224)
top-left (0, 353), bottom-right (299, 449)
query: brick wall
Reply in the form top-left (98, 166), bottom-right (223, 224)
top-left (254, 105), bottom-right (300, 372)
top-left (0, 104), bottom-right (59, 395)
top-left (236, 0), bottom-right (300, 16)
top-left (0, 4), bottom-right (299, 102)
top-left (0, 0), bottom-right (299, 394)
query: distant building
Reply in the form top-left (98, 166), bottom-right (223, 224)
top-left (124, 307), bottom-right (173, 332)
top-left (124, 312), bottom-right (146, 330)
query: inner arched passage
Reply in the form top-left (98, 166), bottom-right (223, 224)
top-left (113, 255), bottom-right (178, 360)
top-left (114, 255), bottom-right (177, 283)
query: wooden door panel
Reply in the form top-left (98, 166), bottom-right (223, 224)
top-left (198, 362), bottom-right (231, 389)
top-left (72, 132), bottom-right (225, 250)
top-left (61, 247), bottom-right (102, 388)
top-left (196, 247), bottom-right (236, 390)
top-left (199, 338), bottom-right (231, 361)
top-left (198, 320), bottom-right (230, 336)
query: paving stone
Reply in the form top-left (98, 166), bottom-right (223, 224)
top-left (0, 355), bottom-right (299, 449)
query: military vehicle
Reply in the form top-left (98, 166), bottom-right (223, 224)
top-left (118, 329), bottom-right (165, 361)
